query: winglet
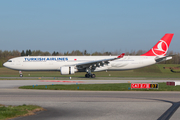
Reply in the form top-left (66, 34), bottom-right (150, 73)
top-left (117, 53), bottom-right (125, 58)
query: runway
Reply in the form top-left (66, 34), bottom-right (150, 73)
top-left (1, 79), bottom-right (180, 89)
top-left (0, 80), bottom-right (180, 120)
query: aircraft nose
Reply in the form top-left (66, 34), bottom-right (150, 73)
top-left (3, 62), bottom-right (7, 67)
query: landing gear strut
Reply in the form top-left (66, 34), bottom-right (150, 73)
top-left (85, 68), bottom-right (96, 78)
top-left (19, 71), bottom-right (23, 77)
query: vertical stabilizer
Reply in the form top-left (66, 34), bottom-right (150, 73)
top-left (141, 33), bottom-right (174, 56)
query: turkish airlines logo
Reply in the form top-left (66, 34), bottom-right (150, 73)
top-left (152, 40), bottom-right (168, 56)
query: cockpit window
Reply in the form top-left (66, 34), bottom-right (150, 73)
top-left (7, 60), bottom-right (12, 62)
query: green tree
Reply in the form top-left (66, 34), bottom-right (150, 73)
top-left (21, 50), bottom-right (25, 56)
top-left (84, 50), bottom-right (87, 55)
top-left (26, 50), bottom-right (29, 56)
top-left (43, 51), bottom-right (51, 56)
top-left (52, 51), bottom-right (59, 56)
top-left (92, 51), bottom-right (102, 56)
top-left (12, 50), bottom-right (20, 57)
top-left (52, 51), bottom-right (56, 56)
top-left (28, 49), bottom-right (32, 55)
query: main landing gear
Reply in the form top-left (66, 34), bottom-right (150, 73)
top-left (85, 68), bottom-right (96, 78)
top-left (85, 73), bottom-right (96, 78)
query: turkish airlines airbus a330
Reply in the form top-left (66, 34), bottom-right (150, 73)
top-left (3, 33), bottom-right (174, 78)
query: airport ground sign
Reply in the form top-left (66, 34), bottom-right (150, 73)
top-left (131, 83), bottom-right (158, 89)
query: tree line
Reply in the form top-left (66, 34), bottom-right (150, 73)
top-left (0, 49), bottom-right (180, 67)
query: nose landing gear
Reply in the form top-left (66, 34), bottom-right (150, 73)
top-left (19, 71), bottom-right (23, 77)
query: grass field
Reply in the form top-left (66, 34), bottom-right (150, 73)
top-left (19, 82), bottom-right (180, 91)
top-left (0, 64), bottom-right (180, 79)
top-left (0, 104), bottom-right (44, 120)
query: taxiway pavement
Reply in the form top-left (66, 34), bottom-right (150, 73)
top-left (0, 80), bottom-right (180, 120)
top-left (1, 79), bottom-right (180, 89)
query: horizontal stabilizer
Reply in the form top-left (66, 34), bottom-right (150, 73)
top-left (155, 55), bottom-right (173, 63)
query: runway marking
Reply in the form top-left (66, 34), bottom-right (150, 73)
top-left (39, 80), bottom-right (84, 83)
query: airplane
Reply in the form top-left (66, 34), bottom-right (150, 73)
top-left (3, 33), bottom-right (174, 78)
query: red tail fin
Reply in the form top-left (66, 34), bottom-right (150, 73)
top-left (141, 33), bottom-right (174, 56)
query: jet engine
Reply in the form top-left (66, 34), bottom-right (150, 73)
top-left (60, 66), bottom-right (77, 75)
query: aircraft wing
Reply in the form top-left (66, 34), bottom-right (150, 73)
top-left (75, 53), bottom-right (125, 69)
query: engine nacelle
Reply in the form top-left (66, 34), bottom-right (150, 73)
top-left (60, 66), bottom-right (76, 75)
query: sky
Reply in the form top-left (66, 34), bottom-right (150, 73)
top-left (0, 0), bottom-right (180, 54)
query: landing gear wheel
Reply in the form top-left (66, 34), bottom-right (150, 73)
top-left (19, 71), bottom-right (23, 77)
top-left (85, 73), bottom-right (96, 78)
top-left (91, 74), bottom-right (96, 78)
top-left (19, 74), bottom-right (23, 77)
top-left (85, 68), bottom-right (96, 78)
top-left (86, 74), bottom-right (90, 78)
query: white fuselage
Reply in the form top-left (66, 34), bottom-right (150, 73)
top-left (3, 56), bottom-right (156, 72)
